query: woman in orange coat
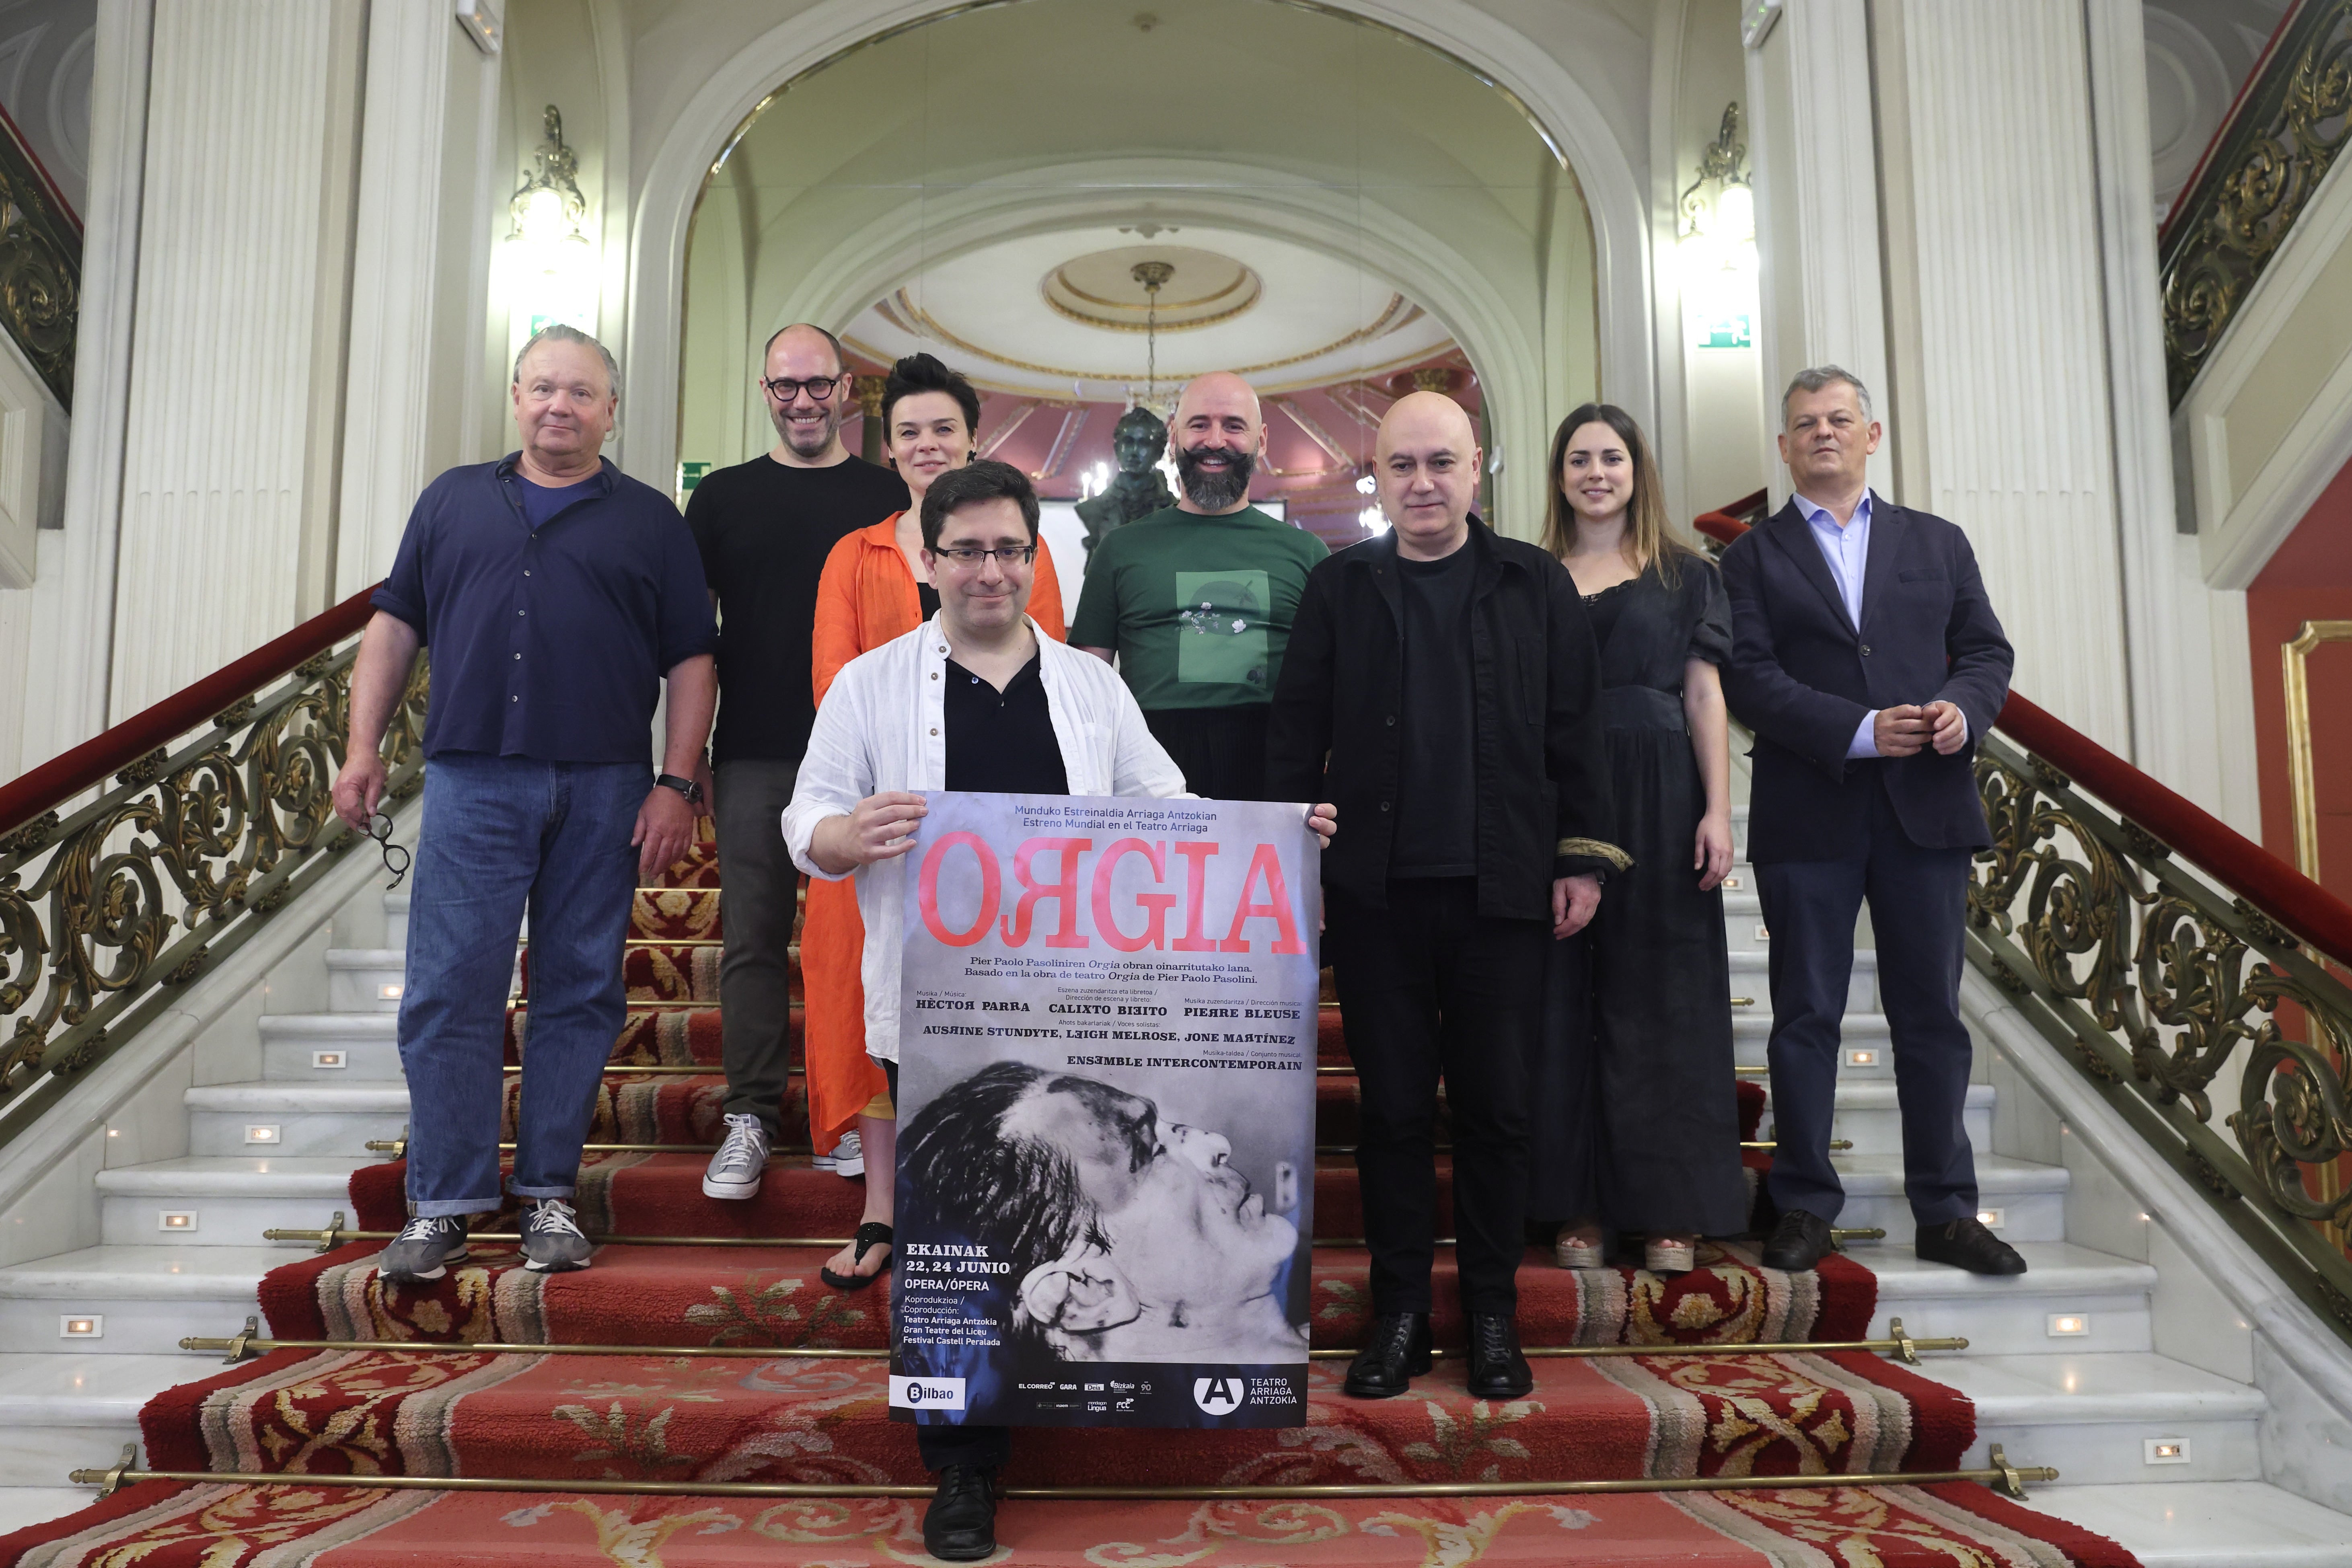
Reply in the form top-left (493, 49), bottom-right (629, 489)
top-left (807, 351), bottom-right (1067, 1289)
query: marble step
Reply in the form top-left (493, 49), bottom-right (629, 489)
top-left (1944, 1351), bottom-right (2267, 1486)
top-left (325, 947), bottom-right (407, 1013)
top-left (1855, 1240), bottom-right (2157, 1355)
top-left (0, 1351), bottom-right (185, 1490)
top-left (0, 1490), bottom-right (91, 1531)
top-left (185, 1082), bottom-right (410, 1158)
top-left (0, 1245), bottom-right (275, 1355)
top-left (258, 1012), bottom-right (402, 1080)
top-left (1820, 1152), bottom-right (2068, 1241)
top-left (1758, 1081), bottom-right (1996, 1156)
top-left (2024, 1480), bottom-right (2352, 1566)
top-left (1727, 946), bottom-right (1877, 1013)
top-left (1724, 890), bottom-right (1769, 952)
top-left (385, 888), bottom-right (410, 949)
top-left (95, 1156), bottom-right (368, 1247)
top-left (1734, 1010), bottom-right (1894, 1076)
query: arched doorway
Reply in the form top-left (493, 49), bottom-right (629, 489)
top-left (635, 0), bottom-right (1642, 538)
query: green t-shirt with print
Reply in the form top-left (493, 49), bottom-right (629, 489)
top-left (1069, 505), bottom-right (1328, 711)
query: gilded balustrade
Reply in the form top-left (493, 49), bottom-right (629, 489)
top-left (1966, 728), bottom-right (2352, 1334)
top-left (0, 647), bottom-right (427, 1145)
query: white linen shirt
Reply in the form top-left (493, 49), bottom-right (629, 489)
top-left (781, 614), bottom-right (1189, 1062)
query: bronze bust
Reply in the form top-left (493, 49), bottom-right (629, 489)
top-left (1076, 405), bottom-right (1178, 557)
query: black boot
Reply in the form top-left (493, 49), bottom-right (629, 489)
top-left (1916, 1216), bottom-right (2027, 1276)
top-left (1343, 1311), bottom-right (1432, 1399)
top-left (1465, 1312), bottom-right (1533, 1399)
top-left (921, 1464), bottom-right (999, 1562)
top-left (1760, 1208), bottom-right (1834, 1272)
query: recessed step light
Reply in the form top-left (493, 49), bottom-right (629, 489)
top-left (157, 1210), bottom-right (197, 1232)
top-left (1753, 925), bottom-right (1770, 942)
top-left (59, 1315), bottom-right (103, 1338)
top-left (2046, 1313), bottom-right (2089, 1337)
top-left (1847, 1049), bottom-right (1880, 1067)
top-left (243, 1124), bottom-right (282, 1146)
top-left (1723, 873), bottom-right (1744, 890)
top-left (2144, 1438), bottom-right (2191, 1465)
top-left (379, 982), bottom-right (404, 1000)
top-left (1976, 1208), bottom-right (2006, 1229)
top-left (312, 1050), bottom-right (347, 1070)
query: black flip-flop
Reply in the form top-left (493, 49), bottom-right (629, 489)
top-left (819, 1222), bottom-right (894, 1291)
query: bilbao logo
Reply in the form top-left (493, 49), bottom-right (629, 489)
top-left (888, 1375), bottom-right (967, 1411)
top-left (1192, 1376), bottom-right (1245, 1415)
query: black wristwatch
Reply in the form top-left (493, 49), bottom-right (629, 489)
top-left (655, 773), bottom-right (705, 806)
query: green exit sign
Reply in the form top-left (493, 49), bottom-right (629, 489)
top-left (1693, 313), bottom-right (1753, 349)
top-left (678, 461), bottom-right (712, 494)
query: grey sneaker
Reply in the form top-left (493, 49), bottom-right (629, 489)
top-left (703, 1113), bottom-right (771, 1199)
top-left (826, 1128), bottom-right (864, 1179)
top-left (519, 1198), bottom-right (592, 1272)
top-left (380, 1214), bottom-right (469, 1282)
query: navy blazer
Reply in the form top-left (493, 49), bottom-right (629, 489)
top-left (1719, 496), bottom-right (2013, 863)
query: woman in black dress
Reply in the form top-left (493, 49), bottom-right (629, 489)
top-left (1529, 403), bottom-right (1743, 1275)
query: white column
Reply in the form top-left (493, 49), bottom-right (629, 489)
top-left (1874, 0), bottom-right (2132, 754)
top-left (333, 7), bottom-right (456, 603)
top-left (12, 0), bottom-right (152, 768)
top-left (1742, 0), bottom-right (1893, 503)
top-left (106, 0), bottom-right (363, 718)
top-left (2082, 0), bottom-right (2258, 827)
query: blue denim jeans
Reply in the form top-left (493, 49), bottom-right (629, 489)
top-left (398, 752), bottom-right (646, 1216)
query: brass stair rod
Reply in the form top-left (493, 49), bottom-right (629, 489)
top-left (182, 1315), bottom-right (1959, 1367)
top-left (266, 1215), bottom-right (1888, 1252)
top-left (70, 1445), bottom-right (2057, 1502)
top-left (368, 1138), bottom-right (1854, 1156)
top-left (498, 1065), bottom-right (1368, 1076)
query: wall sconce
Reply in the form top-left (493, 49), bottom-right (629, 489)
top-left (504, 105), bottom-right (597, 341)
top-left (1680, 103), bottom-right (1758, 350)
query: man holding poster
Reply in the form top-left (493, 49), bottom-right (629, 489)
top-left (782, 458), bottom-right (1335, 1562)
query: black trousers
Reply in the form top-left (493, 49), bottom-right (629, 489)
top-left (1755, 771), bottom-right (1979, 1227)
top-left (879, 1057), bottom-right (1010, 1474)
top-left (1327, 878), bottom-right (1549, 1315)
top-left (713, 759), bottom-right (803, 1138)
top-left (1144, 705), bottom-right (1269, 800)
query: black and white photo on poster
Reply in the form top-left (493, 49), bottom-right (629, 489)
top-left (891, 792), bottom-right (1321, 1430)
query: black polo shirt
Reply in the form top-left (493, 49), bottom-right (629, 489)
top-left (943, 654), bottom-right (1068, 793)
top-left (372, 454), bottom-right (718, 762)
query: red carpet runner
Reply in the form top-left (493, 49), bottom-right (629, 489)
top-left (4, 836), bottom-right (2137, 1566)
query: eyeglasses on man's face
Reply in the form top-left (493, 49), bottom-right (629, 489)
top-left (931, 544), bottom-right (1038, 568)
top-left (761, 374), bottom-right (845, 403)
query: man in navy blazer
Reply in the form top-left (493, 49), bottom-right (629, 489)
top-left (1720, 366), bottom-right (2023, 1276)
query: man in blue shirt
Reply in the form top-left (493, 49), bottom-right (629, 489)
top-left (333, 325), bottom-right (718, 1280)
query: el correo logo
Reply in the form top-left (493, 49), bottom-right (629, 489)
top-left (889, 1375), bottom-right (967, 1411)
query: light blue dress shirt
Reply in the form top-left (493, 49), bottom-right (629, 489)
top-left (1793, 491), bottom-right (1893, 761)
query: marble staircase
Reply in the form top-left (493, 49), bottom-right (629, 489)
top-left (4, 812), bottom-right (2352, 1563)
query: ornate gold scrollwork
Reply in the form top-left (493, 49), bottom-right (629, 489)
top-left (2160, 0), bottom-right (2352, 404)
top-left (1971, 731), bottom-right (2352, 1278)
top-left (0, 114), bottom-right (77, 405)
top-left (0, 651), bottom-right (428, 1117)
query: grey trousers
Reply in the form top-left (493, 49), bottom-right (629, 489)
top-left (713, 758), bottom-right (803, 1138)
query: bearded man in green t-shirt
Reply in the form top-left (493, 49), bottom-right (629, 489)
top-left (1071, 372), bottom-right (1327, 800)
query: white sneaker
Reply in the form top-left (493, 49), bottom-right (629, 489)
top-left (826, 1129), bottom-right (865, 1178)
top-left (703, 1113), bottom-right (770, 1199)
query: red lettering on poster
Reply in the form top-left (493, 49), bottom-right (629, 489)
top-left (1091, 837), bottom-right (1177, 952)
top-left (917, 831), bottom-right (1000, 947)
top-left (1218, 842), bottom-right (1307, 954)
top-left (1003, 836), bottom-right (1094, 948)
top-left (1170, 840), bottom-right (1219, 951)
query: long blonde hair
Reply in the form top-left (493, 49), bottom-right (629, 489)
top-left (1541, 402), bottom-right (1683, 589)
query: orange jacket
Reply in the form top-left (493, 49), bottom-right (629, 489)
top-left (812, 510), bottom-right (1067, 703)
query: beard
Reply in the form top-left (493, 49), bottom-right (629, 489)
top-left (1176, 441), bottom-right (1255, 511)
top-left (773, 400), bottom-right (843, 459)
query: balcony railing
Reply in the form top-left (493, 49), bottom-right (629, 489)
top-left (1696, 501), bottom-right (2352, 1344)
top-left (0, 590), bottom-right (424, 1150)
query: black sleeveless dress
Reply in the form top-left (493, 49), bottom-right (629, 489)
top-left (1526, 556), bottom-right (1747, 1237)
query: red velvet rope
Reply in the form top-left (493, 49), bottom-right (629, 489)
top-left (1691, 507), bottom-right (2352, 968)
top-left (0, 586), bottom-right (382, 840)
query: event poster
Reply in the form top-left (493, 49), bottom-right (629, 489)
top-left (891, 792), bottom-right (1321, 1431)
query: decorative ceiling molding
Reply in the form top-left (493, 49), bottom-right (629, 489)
top-left (1041, 245), bottom-right (1262, 333)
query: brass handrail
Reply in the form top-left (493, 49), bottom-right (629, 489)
top-left (180, 1314), bottom-right (1959, 1367)
top-left (70, 1443), bottom-right (2056, 1501)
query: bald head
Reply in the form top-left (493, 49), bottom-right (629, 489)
top-left (761, 323), bottom-right (853, 466)
top-left (1172, 372), bottom-right (1265, 515)
top-left (1374, 391), bottom-right (1482, 560)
